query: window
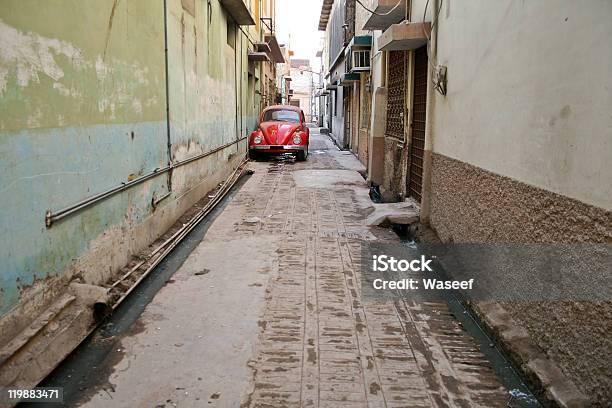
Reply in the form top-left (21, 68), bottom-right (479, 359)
top-left (352, 50), bottom-right (371, 71)
top-left (227, 21), bottom-right (236, 49)
top-left (262, 109), bottom-right (301, 123)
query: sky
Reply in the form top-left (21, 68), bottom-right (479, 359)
top-left (275, 0), bottom-right (324, 70)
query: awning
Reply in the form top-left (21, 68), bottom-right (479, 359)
top-left (378, 22), bottom-right (431, 51)
top-left (348, 35), bottom-right (372, 48)
top-left (219, 0), bottom-right (256, 25)
top-left (340, 73), bottom-right (360, 85)
top-left (363, 0), bottom-right (407, 31)
top-left (264, 34), bottom-right (285, 63)
top-left (248, 51), bottom-right (270, 62)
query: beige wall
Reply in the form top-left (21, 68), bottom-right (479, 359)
top-left (432, 0), bottom-right (612, 210)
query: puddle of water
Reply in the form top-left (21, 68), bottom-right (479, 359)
top-left (444, 293), bottom-right (542, 408)
top-left (390, 226), bottom-right (542, 407)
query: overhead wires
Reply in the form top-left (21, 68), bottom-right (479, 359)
top-left (355, 0), bottom-right (403, 17)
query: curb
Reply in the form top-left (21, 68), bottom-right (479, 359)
top-left (471, 301), bottom-right (591, 408)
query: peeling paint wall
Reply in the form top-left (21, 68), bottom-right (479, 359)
top-left (0, 0), bottom-right (168, 321)
top-left (0, 0), bottom-right (251, 342)
top-left (166, 0), bottom-right (250, 194)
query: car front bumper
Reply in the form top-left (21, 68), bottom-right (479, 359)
top-left (250, 145), bottom-right (307, 151)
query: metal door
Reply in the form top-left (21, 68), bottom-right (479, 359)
top-left (344, 88), bottom-right (351, 148)
top-left (408, 46), bottom-right (428, 202)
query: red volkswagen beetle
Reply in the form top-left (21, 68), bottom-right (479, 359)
top-left (249, 105), bottom-right (310, 161)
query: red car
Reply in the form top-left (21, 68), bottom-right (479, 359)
top-left (249, 105), bottom-right (310, 161)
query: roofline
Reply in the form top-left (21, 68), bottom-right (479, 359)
top-left (318, 0), bottom-right (334, 31)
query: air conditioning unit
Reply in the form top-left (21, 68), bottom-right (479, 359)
top-left (351, 49), bottom-right (371, 72)
top-left (344, 35), bottom-right (373, 73)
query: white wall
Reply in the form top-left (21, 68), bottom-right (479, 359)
top-left (432, 0), bottom-right (612, 210)
top-left (290, 66), bottom-right (313, 117)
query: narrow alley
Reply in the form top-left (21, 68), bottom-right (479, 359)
top-left (2, 1), bottom-right (610, 407)
top-left (49, 131), bottom-right (516, 407)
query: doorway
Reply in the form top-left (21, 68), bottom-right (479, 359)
top-left (408, 46), bottom-right (428, 202)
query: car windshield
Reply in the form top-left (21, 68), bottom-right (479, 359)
top-left (262, 109), bottom-right (301, 123)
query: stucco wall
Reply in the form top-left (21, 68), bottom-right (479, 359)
top-left (430, 153), bottom-right (612, 404)
top-left (166, 0), bottom-right (249, 195)
top-left (431, 0), bottom-right (612, 211)
top-left (427, 1), bottom-right (612, 403)
top-left (0, 0), bottom-right (168, 319)
top-left (0, 0), bottom-right (249, 332)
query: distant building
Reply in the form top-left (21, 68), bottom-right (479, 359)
top-left (288, 59), bottom-right (314, 120)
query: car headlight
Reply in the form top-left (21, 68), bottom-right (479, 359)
top-left (292, 134), bottom-right (302, 145)
top-left (254, 135), bottom-right (263, 144)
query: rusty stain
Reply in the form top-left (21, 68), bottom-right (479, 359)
top-left (103, 0), bottom-right (121, 61)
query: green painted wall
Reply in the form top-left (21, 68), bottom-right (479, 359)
top-left (0, 0), bottom-right (253, 320)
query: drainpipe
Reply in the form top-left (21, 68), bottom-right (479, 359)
top-left (420, 0), bottom-right (438, 225)
top-left (163, 0), bottom-right (173, 194)
top-left (234, 23), bottom-right (239, 144)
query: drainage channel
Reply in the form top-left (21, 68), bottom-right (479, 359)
top-left (22, 173), bottom-right (251, 408)
top-left (398, 237), bottom-right (542, 408)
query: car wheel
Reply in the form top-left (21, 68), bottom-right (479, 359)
top-left (297, 146), bottom-right (308, 161)
top-left (249, 150), bottom-right (258, 160)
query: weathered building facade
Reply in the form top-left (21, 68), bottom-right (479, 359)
top-left (423, 2), bottom-right (612, 404)
top-left (320, 0), bottom-right (612, 404)
top-left (249, 0), bottom-right (284, 114)
top-left (319, 0), bottom-right (375, 166)
top-left (0, 0), bottom-right (281, 391)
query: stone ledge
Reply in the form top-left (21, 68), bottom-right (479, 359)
top-left (472, 301), bottom-right (590, 408)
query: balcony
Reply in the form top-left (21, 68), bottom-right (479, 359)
top-left (248, 51), bottom-right (270, 62)
top-left (318, 0), bottom-right (334, 31)
top-left (255, 42), bottom-right (271, 54)
top-left (219, 0), bottom-right (255, 25)
top-left (363, 0), bottom-right (407, 30)
top-left (378, 22), bottom-right (431, 51)
top-left (264, 33), bottom-right (285, 63)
